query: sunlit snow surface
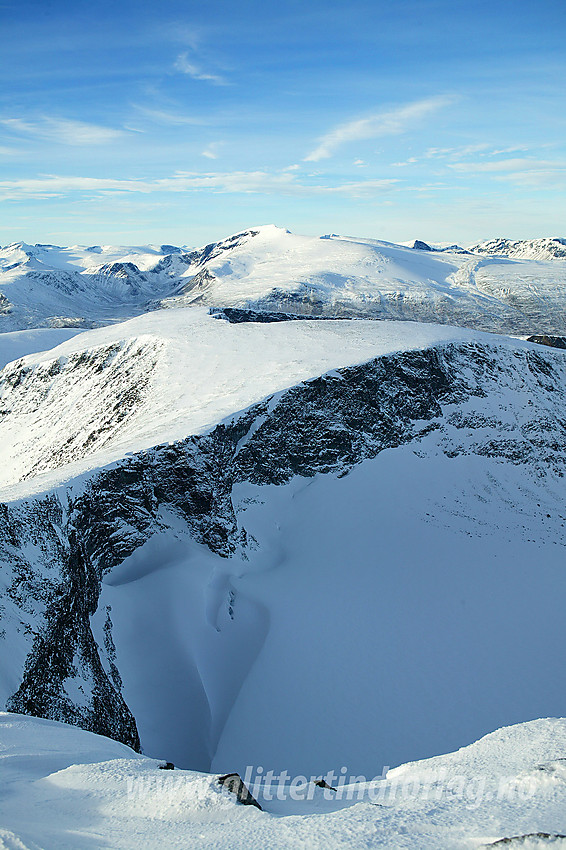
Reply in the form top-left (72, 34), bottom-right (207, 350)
top-left (0, 328), bottom-right (82, 368)
top-left (1, 307), bottom-right (566, 781)
top-left (1, 712), bottom-right (566, 849)
top-left (93, 443), bottom-right (566, 780)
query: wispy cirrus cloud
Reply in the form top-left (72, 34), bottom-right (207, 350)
top-left (201, 142), bottom-right (224, 160)
top-left (131, 104), bottom-right (208, 126)
top-left (304, 95), bottom-right (456, 162)
top-left (497, 170), bottom-right (566, 189)
top-left (448, 157), bottom-right (566, 173)
top-left (0, 117), bottom-right (125, 145)
top-left (391, 144), bottom-right (542, 169)
top-left (174, 52), bottom-right (228, 85)
top-left (448, 157), bottom-right (566, 190)
top-left (424, 143), bottom-right (492, 160)
top-left (0, 171), bottom-right (399, 202)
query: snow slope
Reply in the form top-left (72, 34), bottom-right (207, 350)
top-left (0, 241), bottom-right (192, 331)
top-left (210, 446), bottom-right (566, 778)
top-left (1, 291), bottom-right (566, 836)
top-left (2, 712), bottom-right (566, 849)
top-left (0, 327), bottom-right (83, 368)
top-left (87, 408), bottom-right (566, 776)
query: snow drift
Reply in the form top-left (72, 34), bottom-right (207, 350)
top-left (2, 712), bottom-right (566, 849)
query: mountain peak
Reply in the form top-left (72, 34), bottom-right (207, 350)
top-left (470, 236), bottom-right (566, 260)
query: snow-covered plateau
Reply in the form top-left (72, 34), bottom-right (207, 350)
top-left (1, 226), bottom-right (566, 848)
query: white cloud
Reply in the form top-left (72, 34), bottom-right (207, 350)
top-left (448, 158), bottom-right (566, 173)
top-left (0, 117), bottom-right (125, 145)
top-left (0, 170), bottom-right (400, 202)
top-left (424, 143), bottom-right (491, 160)
top-left (497, 170), bottom-right (566, 189)
top-left (488, 145), bottom-right (531, 156)
top-left (392, 144), bottom-right (537, 168)
top-left (131, 105), bottom-right (207, 126)
top-left (174, 52), bottom-right (227, 85)
top-left (443, 157), bottom-right (566, 190)
top-left (304, 95), bottom-right (456, 162)
top-left (391, 157), bottom-right (418, 167)
top-left (201, 142), bottom-right (223, 160)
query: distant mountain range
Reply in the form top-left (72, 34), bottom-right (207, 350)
top-left (2, 226), bottom-right (566, 334)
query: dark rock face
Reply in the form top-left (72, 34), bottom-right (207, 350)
top-left (179, 267), bottom-right (216, 299)
top-left (210, 307), bottom-right (344, 324)
top-left (485, 835), bottom-right (566, 846)
top-left (527, 335), bottom-right (566, 350)
top-left (7, 532), bottom-right (140, 751)
top-left (193, 230), bottom-right (260, 267)
top-left (0, 490), bottom-right (140, 750)
top-left (27, 269), bottom-right (84, 296)
top-left (212, 307), bottom-right (306, 324)
top-left (1, 341), bottom-right (566, 748)
top-left (0, 294), bottom-right (12, 314)
top-left (472, 237), bottom-right (566, 259)
top-left (218, 773), bottom-right (262, 809)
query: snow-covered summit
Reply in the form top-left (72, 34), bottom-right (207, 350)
top-left (155, 226), bottom-right (566, 335)
top-left (0, 240), bottom-right (189, 272)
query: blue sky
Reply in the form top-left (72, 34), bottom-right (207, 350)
top-left (1, 0), bottom-right (565, 245)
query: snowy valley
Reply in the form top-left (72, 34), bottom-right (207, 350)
top-left (0, 227), bottom-right (566, 848)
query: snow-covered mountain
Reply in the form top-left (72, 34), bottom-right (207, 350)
top-left (470, 237), bottom-right (566, 261)
top-left (2, 228), bottom-right (566, 846)
top-left (1, 307), bottom-right (565, 781)
top-left (2, 712), bottom-right (566, 849)
top-left (123, 227), bottom-right (566, 336)
top-left (3, 225), bottom-right (566, 334)
top-left (0, 308), bottom-right (489, 496)
top-left (0, 240), bottom-right (189, 330)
